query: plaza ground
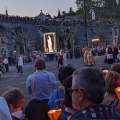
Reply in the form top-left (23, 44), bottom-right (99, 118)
top-left (0, 55), bottom-right (112, 106)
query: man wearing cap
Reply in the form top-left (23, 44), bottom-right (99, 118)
top-left (26, 59), bottom-right (56, 103)
top-left (69, 67), bottom-right (120, 120)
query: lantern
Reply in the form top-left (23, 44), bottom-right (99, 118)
top-left (67, 115), bottom-right (71, 120)
top-left (48, 109), bottom-right (62, 120)
top-left (114, 87), bottom-right (120, 100)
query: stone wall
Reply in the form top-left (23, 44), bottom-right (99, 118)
top-left (0, 15), bottom-right (118, 57)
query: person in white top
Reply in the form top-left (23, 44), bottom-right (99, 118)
top-left (3, 57), bottom-right (9, 72)
top-left (0, 97), bottom-right (12, 120)
top-left (63, 50), bottom-right (67, 66)
top-left (36, 52), bottom-right (40, 60)
top-left (18, 55), bottom-right (23, 74)
top-left (39, 52), bottom-right (44, 60)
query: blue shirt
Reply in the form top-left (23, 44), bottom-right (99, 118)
top-left (58, 107), bottom-right (76, 120)
top-left (26, 70), bottom-right (56, 100)
top-left (58, 111), bottom-right (71, 120)
top-left (48, 88), bottom-right (64, 109)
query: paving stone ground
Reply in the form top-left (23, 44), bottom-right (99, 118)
top-left (0, 55), bottom-right (112, 106)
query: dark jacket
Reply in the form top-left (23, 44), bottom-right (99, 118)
top-left (58, 111), bottom-right (71, 120)
top-left (58, 107), bottom-right (76, 120)
top-left (108, 47), bottom-right (113, 54)
top-left (70, 104), bottom-right (120, 120)
top-left (113, 47), bottom-right (119, 55)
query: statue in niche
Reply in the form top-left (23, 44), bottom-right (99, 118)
top-left (47, 36), bottom-right (53, 52)
top-left (92, 10), bottom-right (95, 20)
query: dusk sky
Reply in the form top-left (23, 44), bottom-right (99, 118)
top-left (0, 0), bottom-right (77, 17)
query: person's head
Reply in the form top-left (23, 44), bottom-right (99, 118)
top-left (71, 67), bottom-right (106, 110)
top-left (60, 49), bottom-right (63, 53)
top-left (62, 76), bottom-right (73, 108)
top-left (58, 64), bottom-right (76, 84)
top-left (35, 59), bottom-right (45, 70)
top-left (24, 99), bottom-right (50, 120)
top-left (2, 88), bottom-right (24, 113)
top-left (105, 71), bottom-right (120, 94)
top-left (107, 45), bottom-right (109, 48)
top-left (110, 63), bottom-right (120, 74)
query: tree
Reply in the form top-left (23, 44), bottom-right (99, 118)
top-left (62, 11), bottom-right (68, 17)
top-left (97, 27), bottom-right (106, 44)
top-left (12, 27), bottom-right (30, 54)
top-left (68, 7), bottom-right (76, 16)
top-left (75, 0), bottom-right (95, 19)
top-left (75, 0), bottom-right (120, 19)
top-left (69, 7), bottom-right (74, 13)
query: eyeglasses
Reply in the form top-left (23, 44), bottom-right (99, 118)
top-left (67, 88), bottom-right (80, 95)
top-left (67, 88), bottom-right (84, 95)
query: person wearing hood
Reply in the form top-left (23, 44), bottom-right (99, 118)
top-left (0, 96), bottom-right (12, 120)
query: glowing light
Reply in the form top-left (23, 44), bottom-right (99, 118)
top-left (114, 87), bottom-right (120, 100)
top-left (92, 38), bottom-right (99, 42)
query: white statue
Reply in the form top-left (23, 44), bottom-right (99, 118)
top-left (116, 0), bottom-right (119, 4)
top-left (92, 10), bottom-right (95, 20)
top-left (47, 36), bottom-right (53, 52)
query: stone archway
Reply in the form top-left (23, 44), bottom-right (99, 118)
top-left (1, 48), bottom-right (6, 57)
top-left (0, 25), bottom-right (7, 57)
top-left (13, 26), bottom-right (30, 54)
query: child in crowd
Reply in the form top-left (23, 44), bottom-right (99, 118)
top-left (58, 76), bottom-right (76, 120)
top-left (2, 88), bottom-right (24, 120)
top-left (48, 64), bottom-right (76, 109)
top-left (24, 99), bottom-right (50, 120)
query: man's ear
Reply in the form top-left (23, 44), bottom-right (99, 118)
top-left (8, 104), bottom-right (13, 112)
top-left (78, 90), bottom-right (84, 102)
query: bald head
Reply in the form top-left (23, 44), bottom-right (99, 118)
top-left (35, 59), bottom-right (45, 70)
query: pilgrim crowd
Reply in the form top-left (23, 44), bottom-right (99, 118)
top-left (0, 57), bottom-right (120, 120)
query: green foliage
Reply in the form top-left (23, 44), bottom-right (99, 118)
top-left (97, 27), bottom-right (106, 43)
top-left (61, 7), bottom-right (76, 17)
top-left (69, 7), bottom-right (74, 13)
top-left (62, 11), bottom-right (69, 17)
top-left (75, 0), bottom-right (120, 19)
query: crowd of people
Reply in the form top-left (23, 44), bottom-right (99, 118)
top-left (0, 45), bottom-right (114, 77)
top-left (82, 45), bottom-right (120, 66)
top-left (104, 45), bottom-right (120, 64)
top-left (1, 44), bottom-right (120, 76)
top-left (0, 14), bottom-right (81, 27)
top-left (0, 54), bottom-right (24, 75)
top-left (0, 58), bottom-right (120, 120)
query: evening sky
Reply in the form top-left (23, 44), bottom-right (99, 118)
top-left (0, 0), bottom-right (77, 17)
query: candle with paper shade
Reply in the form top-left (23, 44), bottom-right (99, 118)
top-left (48, 109), bottom-right (62, 120)
top-left (114, 87), bottom-right (120, 100)
top-left (102, 68), bottom-right (109, 74)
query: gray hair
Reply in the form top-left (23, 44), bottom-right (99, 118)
top-left (72, 67), bottom-right (106, 103)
